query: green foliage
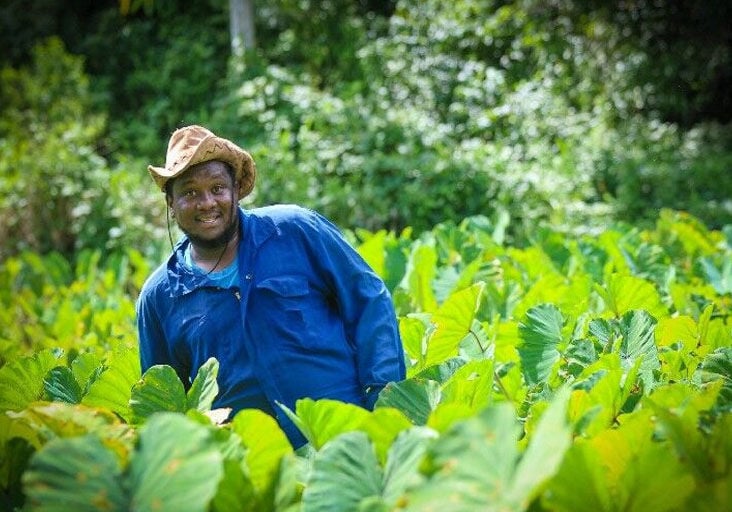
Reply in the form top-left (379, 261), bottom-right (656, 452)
top-left (0, 37), bottom-right (106, 259)
top-left (21, 413), bottom-right (225, 512)
top-left (2, 212), bottom-right (732, 510)
top-left (0, 38), bottom-right (167, 261)
top-left (129, 357), bottom-right (219, 423)
top-left (4, 2), bottom-right (732, 253)
top-left (84, 2), bottom-right (231, 159)
top-left (0, 249), bottom-right (148, 366)
top-left (186, 0), bottom-right (729, 239)
top-left (518, 304), bottom-right (565, 386)
top-left (3, 0), bottom-right (732, 508)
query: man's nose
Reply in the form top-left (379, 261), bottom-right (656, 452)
top-left (197, 191), bottom-right (216, 208)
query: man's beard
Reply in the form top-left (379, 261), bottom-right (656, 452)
top-left (182, 212), bottom-right (239, 250)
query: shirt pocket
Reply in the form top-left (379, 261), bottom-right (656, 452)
top-left (253, 275), bottom-right (311, 346)
top-left (255, 275), bottom-right (309, 301)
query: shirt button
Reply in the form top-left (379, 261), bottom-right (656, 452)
top-left (245, 273), bottom-right (253, 280)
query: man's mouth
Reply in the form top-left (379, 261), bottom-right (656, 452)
top-left (197, 214), bottom-right (220, 224)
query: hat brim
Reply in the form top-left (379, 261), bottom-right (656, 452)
top-left (148, 135), bottom-right (256, 200)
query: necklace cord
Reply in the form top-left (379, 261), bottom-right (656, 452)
top-left (205, 193), bottom-right (238, 275)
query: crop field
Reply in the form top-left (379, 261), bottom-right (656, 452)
top-left (1, 209), bottom-right (731, 511)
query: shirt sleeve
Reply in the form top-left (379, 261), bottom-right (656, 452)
top-left (136, 282), bottom-right (189, 385)
top-left (136, 287), bottom-right (167, 373)
top-left (300, 209), bottom-right (406, 398)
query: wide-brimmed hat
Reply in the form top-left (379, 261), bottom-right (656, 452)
top-left (148, 125), bottom-right (256, 199)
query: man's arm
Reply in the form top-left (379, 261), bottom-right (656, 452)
top-left (302, 209), bottom-right (406, 403)
top-left (136, 285), bottom-right (189, 386)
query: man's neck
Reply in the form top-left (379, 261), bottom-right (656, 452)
top-left (191, 232), bottom-right (239, 273)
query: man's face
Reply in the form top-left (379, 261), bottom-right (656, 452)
top-left (168, 160), bottom-right (240, 249)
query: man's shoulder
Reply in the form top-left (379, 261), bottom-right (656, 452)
top-left (139, 260), bottom-right (170, 298)
top-left (248, 204), bottom-right (322, 229)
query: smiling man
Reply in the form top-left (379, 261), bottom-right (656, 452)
top-left (136, 125), bottom-right (405, 448)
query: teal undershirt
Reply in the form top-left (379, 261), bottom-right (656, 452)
top-left (183, 244), bottom-right (239, 288)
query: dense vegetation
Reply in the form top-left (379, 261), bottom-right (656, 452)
top-left (1, 211), bottom-right (731, 510)
top-left (1, 0), bottom-right (731, 262)
top-left (1, 1), bottom-right (732, 510)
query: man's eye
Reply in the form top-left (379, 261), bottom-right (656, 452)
top-left (184, 190), bottom-right (196, 198)
top-left (212, 185), bottom-right (224, 194)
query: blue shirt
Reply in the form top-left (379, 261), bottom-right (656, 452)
top-left (136, 205), bottom-right (406, 446)
top-left (181, 244), bottom-right (273, 415)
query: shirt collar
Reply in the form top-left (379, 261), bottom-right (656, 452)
top-left (166, 207), bottom-right (277, 296)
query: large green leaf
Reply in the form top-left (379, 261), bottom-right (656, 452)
top-left (302, 427), bottom-right (434, 512)
top-left (375, 379), bottom-right (442, 426)
top-left (423, 282), bottom-right (484, 368)
top-left (595, 273), bottom-right (667, 319)
top-left (618, 309), bottom-right (660, 387)
top-left (404, 389), bottom-right (571, 511)
top-left (82, 347), bottom-right (140, 422)
top-left (645, 381), bottom-right (724, 480)
top-left (273, 453), bottom-right (308, 512)
top-left (398, 240), bottom-right (438, 312)
top-left (22, 434), bottom-right (127, 512)
top-left (655, 315), bottom-right (698, 349)
top-left (43, 366), bottom-right (82, 404)
top-left (403, 403), bottom-right (520, 510)
top-left (129, 364), bottom-right (187, 423)
top-left (426, 402), bottom-right (476, 434)
top-left (302, 431), bottom-right (384, 512)
top-left (186, 357), bottom-right (219, 412)
top-left (357, 229), bottom-right (388, 278)
top-left (380, 427), bottom-right (434, 505)
top-left (545, 410), bottom-right (695, 512)
top-left (399, 315), bottom-right (428, 367)
top-left (230, 408), bottom-right (293, 495)
top-left (359, 407), bottom-right (415, 465)
top-left (284, 398), bottom-right (370, 450)
top-left (129, 413), bottom-right (224, 512)
top-left (0, 350), bottom-right (59, 411)
top-left (677, 413), bottom-right (732, 511)
top-left (70, 351), bottom-right (103, 394)
top-left (506, 387), bottom-right (571, 509)
top-left (518, 303), bottom-right (564, 386)
top-left (542, 435), bottom-right (611, 511)
top-left (696, 347), bottom-right (732, 408)
top-left (210, 459), bottom-right (257, 512)
top-left (440, 358), bottom-right (495, 412)
top-left (130, 359), bottom-right (222, 423)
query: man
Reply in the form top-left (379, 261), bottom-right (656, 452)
top-left (136, 125), bottom-right (405, 447)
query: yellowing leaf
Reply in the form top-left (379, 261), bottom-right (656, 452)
top-left (597, 273), bottom-right (667, 319)
top-left (230, 409), bottom-right (293, 494)
top-left (656, 316), bottom-right (698, 348)
top-left (289, 398), bottom-right (370, 450)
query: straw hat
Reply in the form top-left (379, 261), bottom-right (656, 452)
top-left (148, 125), bottom-right (256, 199)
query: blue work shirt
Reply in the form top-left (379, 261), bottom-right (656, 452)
top-left (136, 205), bottom-right (406, 447)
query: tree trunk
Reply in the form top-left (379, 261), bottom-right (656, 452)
top-left (229, 0), bottom-right (256, 57)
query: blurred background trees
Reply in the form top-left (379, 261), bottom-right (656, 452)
top-left (0, 0), bottom-right (730, 263)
